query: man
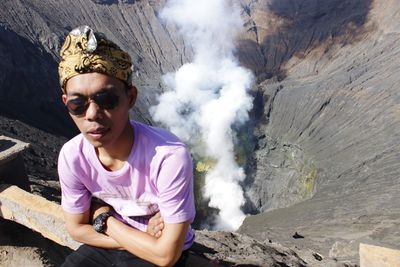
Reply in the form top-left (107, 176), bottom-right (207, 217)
top-left (57, 25), bottom-right (203, 267)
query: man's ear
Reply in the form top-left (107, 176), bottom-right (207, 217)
top-left (62, 94), bottom-right (68, 105)
top-left (127, 86), bottom-right (138, 108)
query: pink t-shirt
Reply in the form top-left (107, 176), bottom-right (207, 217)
top-left (58, 121), bottom-right (195, 249)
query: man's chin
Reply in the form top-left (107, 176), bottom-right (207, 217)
top-left (83, 134), bottom-right (107, 148)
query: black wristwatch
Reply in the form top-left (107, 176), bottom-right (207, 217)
top-left (93, 212), bottom-right (111, 233)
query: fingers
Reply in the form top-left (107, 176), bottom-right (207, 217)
top-left (149, 212), bottom-right (164, 226)
top-left (148, 222), bottom-right (164, 236)
top-left (154, 230), bottom-right (162, 238)
top-left (152, 224), bottom-right (163, 237)
top-left (155, 213), bottom-right (164, 227)
top-left (147, 212), bottom-right (165, 238)
top-left (154, 221), bottom-right (164, 238)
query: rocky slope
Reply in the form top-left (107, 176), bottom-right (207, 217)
top-left (1, 0), bottom-right (400, 266)
top-left (238, 0), bottom-right (400, 264)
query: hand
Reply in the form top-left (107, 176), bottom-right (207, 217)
top-left (147, 211), bottom-right (164, 238)
top-left (90, 199), bottom-right (113, 223)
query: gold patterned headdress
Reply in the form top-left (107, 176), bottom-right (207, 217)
top-left (58, 25), bottom-right (132, 91)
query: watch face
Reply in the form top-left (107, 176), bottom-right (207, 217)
top-left (93, 220), bottom-right (103, 232)
top-left (93, 212), bottom-right (110, 233)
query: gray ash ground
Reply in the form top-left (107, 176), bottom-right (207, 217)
top-left (0, 114), bottom-right (68, 202)
top-left (0, 217), bottom-right (72, 267)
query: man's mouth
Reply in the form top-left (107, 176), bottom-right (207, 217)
top-left (87, 127), bottom-right (110, 139)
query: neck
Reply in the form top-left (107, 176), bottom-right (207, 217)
top-left (96, 122), bottom-right (134, 171)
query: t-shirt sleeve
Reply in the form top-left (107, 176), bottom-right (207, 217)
top-left (156, 146), bottom-right (195, 224)
top-left (58, 144), bottom-right (91, 214)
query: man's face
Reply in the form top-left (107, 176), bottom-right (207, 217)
top-left (62, 72), bottom-right (136, 149)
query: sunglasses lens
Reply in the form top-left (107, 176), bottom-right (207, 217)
top-left (93, 91), bottom-right (119, 110)
top-left (66, 98), bottom-right (88, 115)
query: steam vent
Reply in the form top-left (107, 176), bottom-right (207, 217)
top-left (1, 0), bottom-right (400, 266)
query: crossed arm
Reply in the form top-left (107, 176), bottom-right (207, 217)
top-left (64, 205), bottom-right (189, 267)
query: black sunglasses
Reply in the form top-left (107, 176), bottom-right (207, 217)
top-left (66, 91), bottom-right (119, 116)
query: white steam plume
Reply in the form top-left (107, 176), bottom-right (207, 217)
top-left (151, 0), bottom-right (254, 230)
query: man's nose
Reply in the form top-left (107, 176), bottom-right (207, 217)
top-left (85, 101), bottom-right (103, 121)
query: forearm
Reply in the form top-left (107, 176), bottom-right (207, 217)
top-left (105, 216), bottom-right (186, 267)
top-left (67, 222), bottom-right (122, 249)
